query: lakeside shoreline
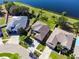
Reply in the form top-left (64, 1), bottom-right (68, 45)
top-left (14, 2), bottom-right (78, 23)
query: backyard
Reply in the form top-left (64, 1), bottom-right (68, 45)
top-left (14, 2), bottom-right (78, 32)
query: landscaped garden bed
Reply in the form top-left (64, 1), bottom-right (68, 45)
top-left (19, 41), bottom-right (28, 49)
top-left (2, 28), bottom-right (8, 39)
top-left (0, 53), bottom-right (19, 59)
top-left (34, 50), bottom-right (41, 57)
top-left (0, 17), bottom-right (6, 25)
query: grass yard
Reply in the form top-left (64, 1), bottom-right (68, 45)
top-left (0, 17), bottom-right (6, 25)
top-left (2, 28), bottom-right (8, 39)
top-left (36, 44), bottom-right (46, 52)
top-left (19, 41), bottom-right (28, 48)
top-left (0, 53), bottom-right (19, 59)
top-left (0, 17), bottom-right (8, 39)
top-left (49, 52), bottom-right (67, 59)
top-left (14, 2), bottom-right (79, 31)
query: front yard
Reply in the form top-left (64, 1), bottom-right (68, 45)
top-left (0, 53), bottom-right (19, 59)
top-left (2, 28), bottom-right (8, 39)
top-left (0, 17), bottom-right (8, 39)
top-left (0, 17), bottom-right (5, 25)
top-left (49, 52), bottom-right (67, 59)
top-left (36, 44), bottom-right (46, 52)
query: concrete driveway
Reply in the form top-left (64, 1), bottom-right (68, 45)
top-left (0, 38), bottom-right (3, 45)
top-left (0, 44), bottom-right (31, 59)
top-left (39, 46), bottom-right (52, 59)
top-left (6, 35), bottom-right (19, 44)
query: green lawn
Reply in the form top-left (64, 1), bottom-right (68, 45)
top-left (0, 17), bottom-right (6, 25)
top-left (49, 52), bottom-right (67, 59)
top-left (2, 28), bottom-right (8, 39)
top-left (36, 44), bottom-right (46, 52)
top-left (14, 2), bottom-right (79, 24)
top-left (19, 41), bottom-right (28, 49)
top-left (14, 2), bottom-right (79, 31)
top-left (0, 53), bottom-right (19, 59)
top-left (0, 17), bottom-right (8, 39)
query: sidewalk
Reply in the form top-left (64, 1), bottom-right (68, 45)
top-left (0, 38), bottom-right (3, 45)
top-left (6, 35), bottom-right (19, 44)
top-left (38, 46), bottom-right (52, 59)
top-left (27, 38), bottom-right (39, 53)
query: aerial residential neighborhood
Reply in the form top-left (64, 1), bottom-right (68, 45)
top-left (0, 0), bottom-right (79, 59)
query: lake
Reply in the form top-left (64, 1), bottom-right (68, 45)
top-left (1, 0), bottom-right (79, 18)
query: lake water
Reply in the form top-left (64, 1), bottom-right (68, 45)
top-left (1, 0), bottom-right (79, 18)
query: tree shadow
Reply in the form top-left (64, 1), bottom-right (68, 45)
top-left (61, 24), bottom-right (74, 33)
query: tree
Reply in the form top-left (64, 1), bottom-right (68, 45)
top-left (40, 15), bottom-right (48, 21)
top-left (61, 47), bottom-right (68, 55)
top-left (9, 5), bottom-right (30, 16)
top-left (5, 2), bottom-right (15, 13)
top-left (67, 54), bottom-right (75, 59)
top-left (73, 21), bottom-right (79, 37)
top-left (55, 12), bottom-right (68, 27)
top-left (55, 42), bottom-right (63, 52)
top-left (17, 28), bottom-right (28, 36)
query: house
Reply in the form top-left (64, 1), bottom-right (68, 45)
top-left (46, 28), bottom-right (74, 50)
top-left (32, 21), bottom-right (50, 42)
top-left (6, 16), bottom-right (28, 32)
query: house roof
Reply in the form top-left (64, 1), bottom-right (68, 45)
top-left (6, 16), bottom-right (28, 31)
top-left (32, 21), bottom-right (50, 41)
top-left (46, 28), bottom-right (74, 49)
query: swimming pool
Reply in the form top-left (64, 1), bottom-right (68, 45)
top-left (75, 36), bottom-right (79, 46)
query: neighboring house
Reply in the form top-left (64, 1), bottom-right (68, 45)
top-left (46, 28), bottom-right (74, 50)
top-left (6, 16), bottom-right (28, 32)
top-left (32, 21), bottom-right (50, 42)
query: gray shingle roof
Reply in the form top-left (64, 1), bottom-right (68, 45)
top-left (46, 28), bottom-right (74, 49)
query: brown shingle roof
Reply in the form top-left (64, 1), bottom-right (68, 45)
top-left (32, 21), bottom-right (50, 41)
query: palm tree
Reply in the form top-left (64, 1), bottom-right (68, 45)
top-left (55, 12), bottom-right (68, 28)
top-left (55, 42), bottom-right (63, 52)
top-left (67, 54), bottom-right (75, 59)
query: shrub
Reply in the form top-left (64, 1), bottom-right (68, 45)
top-left (5, 2), bottom-right (15, 13)
top-left (17, 28), bottom-right (28, 36)
top-left (25, 37), bottom-right (33, 45)
top-left (9, 5), bottom-right (30, 16)
top-left (34, 50), bottom-right (41, 57)
top-left (19, 41), bottom-right (28, 48)
top-left (54, 42), bottom-right (63, 52)
top-left (36, 44), bottom-right (46, 52)
top-left (61, 47), bottom-right (69, 56)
